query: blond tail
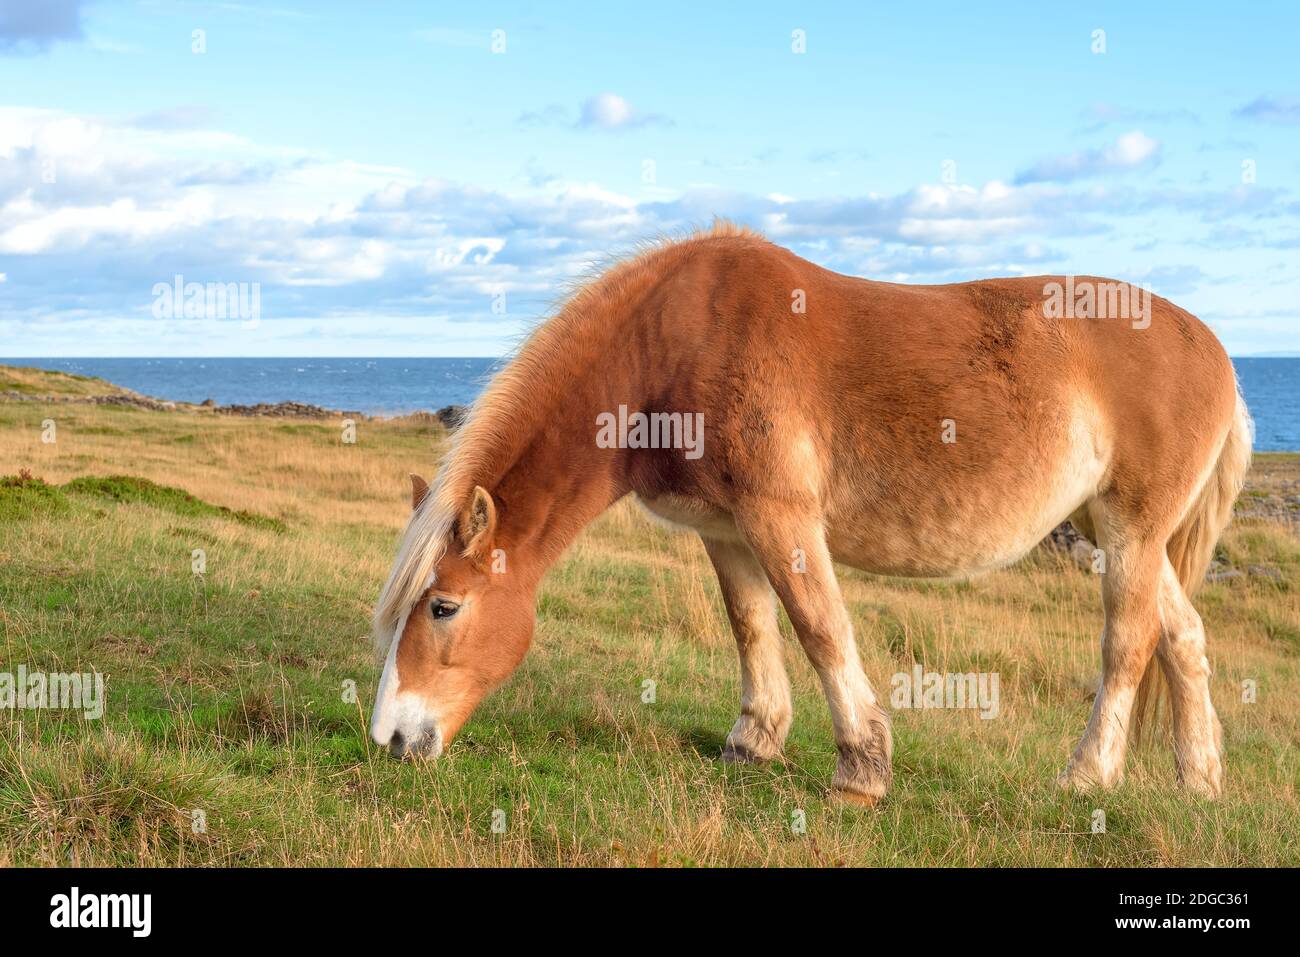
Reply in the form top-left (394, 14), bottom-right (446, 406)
top-left (1132, 389), bottom-right (1252, 740)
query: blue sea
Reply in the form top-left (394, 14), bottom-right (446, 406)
top-left (4, 356), bottom-right (1298, 451)
top-left (1, 357), bottom-right (503, 419)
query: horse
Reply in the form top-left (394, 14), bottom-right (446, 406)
top-left (369, 222), bottom-right (1250, 804)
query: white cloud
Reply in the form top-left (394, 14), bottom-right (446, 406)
top-left (520, 94), bottom-right (671, 131)
top-left (579, 92), bottom-right (671, 129)
top-left (1, 106), bottom-right (1296, 357)
top-left (0, 194), bottom-right (212, 253)
top-left (1015, 130), bottom-right (1161, 184)
top-left (1110, 130), bottom-right (1159, 165)
top-left (580, 93), bottom-right (634, 128)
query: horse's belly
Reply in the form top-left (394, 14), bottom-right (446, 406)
top-left (826, 504), bottom-right (1069, 579)
top-left (637, 396), bottom-right (1109, 579)
top-left (828, 409), bottom-right (1109, 578)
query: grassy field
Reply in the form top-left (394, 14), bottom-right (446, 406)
top-left (1, 367), bottom-right (1297, 866)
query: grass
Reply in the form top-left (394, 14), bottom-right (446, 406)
top-left (61, 475), bottom-right (286, 532)
top-left (0, 367), bottom-right (1297, 866)
top-left (0, 365), bottom-right (131, 398)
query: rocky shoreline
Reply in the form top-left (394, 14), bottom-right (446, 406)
top-left (0, 387), bottom-right (470, 426)
top-left (1, 390), bottom-right (180, 412)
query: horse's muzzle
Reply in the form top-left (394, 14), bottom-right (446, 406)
top-left (387, 726), bottom-right (443, 760)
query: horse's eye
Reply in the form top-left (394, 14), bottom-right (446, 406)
top-left (430, 600), bottom-right (460, 620)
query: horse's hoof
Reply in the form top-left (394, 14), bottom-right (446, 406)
top-left (832, 738), bottom-right (891, 803)
top-left (1177, 765), bottom-right (1224, 799)
top-left (721, 744), bottom-right (765, 764)
top-left (1056, 771), bottom-right (1097, 794)
top-left (722, 714), bottom-right (789, 765)
top-left (830, 788), bottom-right (881, 808)
top-left (1056, 763), bottom-right (1119, 794)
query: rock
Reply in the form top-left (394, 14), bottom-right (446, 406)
top-left (1044, 521), bottom-right (1098, 572)
top-left (1047, 521), bottom-right (1084, 550)
top-left (1234, 491), bottom-right (1300, 521)
top-left (1, 390), bottom-right (173, 411)
top-left (435, 404), bottom-right (469, 430)
top-left (1246, 564), bottom-right (1282, 581)
top-left (0, 387), bottom-right (365, 420)
top-left (1205, 568), bottom-right (1244, 584)
top-left (93, 394), bottom-right (175, 412)
top-left (215, 400), bottom-right (362, 419)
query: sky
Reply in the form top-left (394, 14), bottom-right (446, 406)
top-left (0, 0), bottom-right (1297, 357)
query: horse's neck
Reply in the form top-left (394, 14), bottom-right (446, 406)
top-left (463, 259), bottom-right (694, 579)
top-left (483, 365), bottom-right (635, 583)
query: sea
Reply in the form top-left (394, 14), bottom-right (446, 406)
top-left (3, 356), bottom-right (1297, 451)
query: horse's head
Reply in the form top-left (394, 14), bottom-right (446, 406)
top-left (369, 475), bottom-right (534, 758)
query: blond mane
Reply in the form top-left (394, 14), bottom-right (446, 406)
top-left (371, 220), bottom-right (767, 649)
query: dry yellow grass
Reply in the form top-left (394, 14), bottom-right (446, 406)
top-left (0, 365), bottom-right (133, 398)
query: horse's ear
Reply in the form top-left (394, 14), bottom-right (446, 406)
top-left (460, 485), bottom-right (497, 563)
top-left (410, 473), bottom-right (430, 511)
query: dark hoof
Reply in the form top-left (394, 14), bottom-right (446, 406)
top-left (721, 744), bottom-right (766, 764)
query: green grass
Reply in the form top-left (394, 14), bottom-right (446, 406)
top-left (0, 474), bottom-right (71, 522)
top-left (0, 389), bottom-right (1297, 866)
top-left (62, 475), bottom-right (286, 531)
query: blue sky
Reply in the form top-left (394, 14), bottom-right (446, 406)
top-left (0, 0), bottom-right (1297, 356)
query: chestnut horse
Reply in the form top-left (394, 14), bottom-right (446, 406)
top-left (370, 223), bottom-right (1250, 803)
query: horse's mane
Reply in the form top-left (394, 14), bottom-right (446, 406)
top-left (371, 220), bottom-right (765, 650)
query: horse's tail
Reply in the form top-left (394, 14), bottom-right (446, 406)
top-left (1132, 387), bottom-right (1252, 739)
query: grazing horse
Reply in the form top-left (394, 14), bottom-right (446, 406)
top-left (370, 223), bottom-right (1250, 803)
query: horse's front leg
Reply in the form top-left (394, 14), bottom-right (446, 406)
top-left (735, 504), bottom-right (892, 805)
top-left (702, 536), bottom-right (792, 762)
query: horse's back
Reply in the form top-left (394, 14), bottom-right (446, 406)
top-left (636, 237), bottom-right (1238, 576)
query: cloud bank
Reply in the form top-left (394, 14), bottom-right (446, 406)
top-left (0, 107), bottom-right (1294, 354)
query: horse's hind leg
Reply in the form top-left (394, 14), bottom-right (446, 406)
top-left (734, 505), bottom-right (892, 804)
top-left (701, 536), bottom-right (792, 762)
top-left (1155, 560), bottom-right (1224, 796)
top-left (1059, 519), bottom-right (1165, 791)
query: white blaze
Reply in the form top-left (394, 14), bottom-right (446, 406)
top-left (369, 610), bottom-right (444, 755)
top-left (369, 616), bottom-right (405, 746)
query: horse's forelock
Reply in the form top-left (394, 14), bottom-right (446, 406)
top-left (372, 500), bottom-right (456, 656)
